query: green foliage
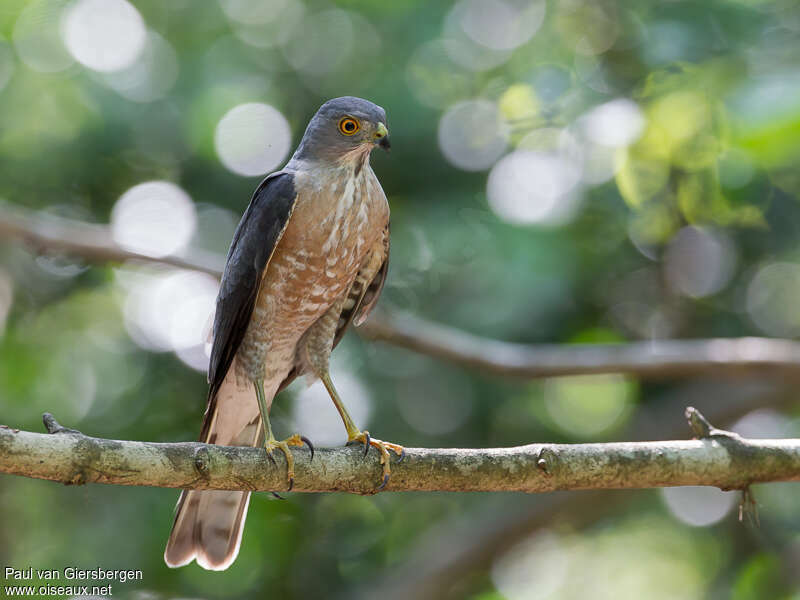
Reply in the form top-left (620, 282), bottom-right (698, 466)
top-left (0, 0), bottom-right (799, 598)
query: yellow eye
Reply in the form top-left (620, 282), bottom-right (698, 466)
top-left (338, 117), bottom-right (360, 136)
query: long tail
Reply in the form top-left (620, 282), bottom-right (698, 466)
top-left (164, 360), bottom-right (263, 571)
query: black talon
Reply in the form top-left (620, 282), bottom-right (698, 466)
top-left (301, 436), bottom-right (315, 461)
top-left (363, 431), bottom-right (371, 457)
top-left (287, 477), bottom-right (294, 492)
top-left (271, 492), bottom-right (285, 500)
top-left (376, 473), bottom-right (390, 491)
top-left (265, 450), bottom-right (277, 465)
top-left (397, 447), bottom-right (406, 463)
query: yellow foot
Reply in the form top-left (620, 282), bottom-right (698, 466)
top-left (264, 434), bottom-right (314, 492)
top-left (347, 430), bottom-right (405, 491)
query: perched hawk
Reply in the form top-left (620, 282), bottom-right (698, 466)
top-left (165, 97), bottom-right (402, 571)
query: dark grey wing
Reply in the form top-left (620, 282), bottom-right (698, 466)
top-left (201, 171), bottom-right (297, 436)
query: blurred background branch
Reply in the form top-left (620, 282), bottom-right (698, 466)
top-left (2, 0), bottom-right (800, 596)
top-left (2, 409), bottom-right (799, 494)
top-left (355, 377), bottom-right (796, 600)
top-left (3, 204), bottom-right (800, 381)
top-left (0, 202), bottom-right (225, 276)
top-left (359, 311), bottom-right (800, 379)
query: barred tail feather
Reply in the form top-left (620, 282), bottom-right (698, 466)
top-left (164, 359), bottom-right (263, 570)
top-left (164, 489), bottom-right (252, 570)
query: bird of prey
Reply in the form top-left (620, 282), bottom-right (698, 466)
top-left (164, 96), bottom-right (402, 571)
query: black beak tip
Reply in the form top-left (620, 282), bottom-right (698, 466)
top-left (379, 136), bottom-right (391, 152)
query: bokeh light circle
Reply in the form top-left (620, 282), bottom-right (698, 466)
top-left (661, 486), bottom-right (736, 527)
top-left (665, 227), bottom-right (736, 298)
top-left (442, 1), bottom-right (513, 71)
top-left (282, 10), bottom-right (357, 77)
top-left (746, 262), bottom-right (800, 337)
top-left (544, 374), bottom-right (634, 437)
top-left (580, 98), bottom-right (645, 147)
top-left (62, 0), bottom-right (147, 73)
top-left (292, 370), bottom-right (371, 447)
top-left (395, 369), bottom-right (474, 436)
top-left (121, 269), bottom-right (218, 370)
top-left (218, 0), bottom-right (288, 25)
top-left (111, 181), bottom-right (197, 258)
top-left (557, 0), bottom-right (619, 56)
top-left (229, 0), bottom-right (305, 50)
top-left (438, 100), bottom-right (509, 171)
top-left (13, 0), bottom-right (74, 73)
top-left (731, 409), bottom-right (789, 438)
top-left (214, 103), bottom-right (292, 177)
top-left (456, 0), bottom-right (546, 51)
top-left (487, 150), bottom-right (582, 226)
top-left (104, 31), bottom-right (179, 103)
top-left (405, 40), bottom-right (473, 109)
top-left (491, 531), bottom-right (568, 600)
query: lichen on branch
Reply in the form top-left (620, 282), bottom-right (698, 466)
top-left (0, 411), bottom-right (798, 495)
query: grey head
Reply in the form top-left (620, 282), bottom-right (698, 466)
top-left (290, 96), bottom-right (390, 165)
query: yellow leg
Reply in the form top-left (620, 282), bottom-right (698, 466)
top-left (320, 372), bottom-right (404, 490)
top-left (254, 380), bottom-right (313, 492)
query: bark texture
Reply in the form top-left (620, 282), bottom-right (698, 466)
top-left (1, 412), bottom-right (798, 494)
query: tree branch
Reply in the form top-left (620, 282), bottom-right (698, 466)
top-left (0, 203), bottom-right (224, 276)
top-left (4, 203), bottom-right (800, 380)
top-left (358, 311), bottom-right (800, 379)
top-left (2, 411), bottom-right (799, 494)
top-left (353, 381), bottom-right (797, 600)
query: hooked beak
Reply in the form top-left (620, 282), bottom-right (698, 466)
top-left (374, 122), bottom-right (391, 151)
